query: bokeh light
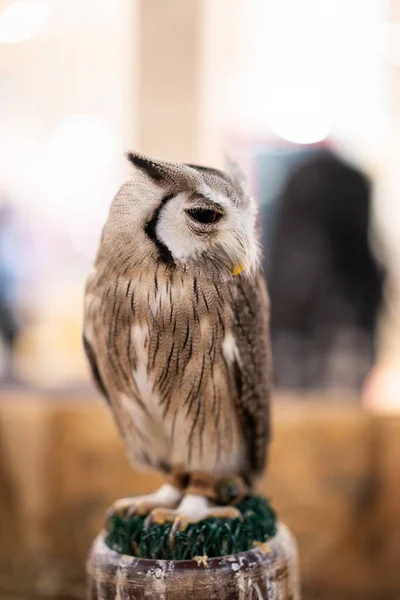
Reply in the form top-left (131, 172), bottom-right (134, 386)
top-left (0, 0), bottom-right (49, 43)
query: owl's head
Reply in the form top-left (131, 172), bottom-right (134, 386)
top-left (102, 152), bottom-right (260, 280)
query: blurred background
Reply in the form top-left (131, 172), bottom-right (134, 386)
top-left (0, 0), bottom-right (399, 598)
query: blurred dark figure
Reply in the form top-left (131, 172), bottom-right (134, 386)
top-left (0, 203), bottom-right (21, 383)
top-left (266, 151), bottom-right (385, 392)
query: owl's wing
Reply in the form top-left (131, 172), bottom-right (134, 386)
top-left (83, 334), bottom-right (111, 405)
top-left (231, 272), bottom-right (271, 479)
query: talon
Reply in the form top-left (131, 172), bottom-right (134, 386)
top-left (126, 501), bottom-right (150, 518)
top-left (171, 515), bottom-right (191, 535)
top-left (206, 506), bottom-right (243, 521)
top-left (106, 511), bottom-right (126, 532)
top-left (144, 508), bottom-right (177, 529)
top-left (144, 511), bottom-right (156, 529)
top-left (107, 505), bottom-right (128, 519)
top-left (125, 506), bottom-right (138, 519)
top-left (169, 515), bottom-right (191, 551)
top-left (106, 485), bottom-right (183, 529)
top-left (105, 499), bottom-right (132, 530)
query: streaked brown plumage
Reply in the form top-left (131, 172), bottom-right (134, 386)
top-left (83, 153), bottom-right (271, 529)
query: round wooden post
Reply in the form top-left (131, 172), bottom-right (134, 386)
top-left (87, 522), bottom-right (300, 599)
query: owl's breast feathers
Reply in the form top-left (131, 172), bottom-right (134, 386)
top-left (84, 263), bottom-right (270, 480)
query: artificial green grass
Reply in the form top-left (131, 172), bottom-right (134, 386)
top-left (105, 495), bottom-right (276, 560)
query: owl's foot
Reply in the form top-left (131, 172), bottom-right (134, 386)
top-left (144, 494), bottom-right (242, 549)
top-left (105, 483), bottom-right (183, 529)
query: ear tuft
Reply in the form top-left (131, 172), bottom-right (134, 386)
top-left (224, 153), bottom-right (247, 189)
top-left (126, 152), bottom-right (166, 182)
top-left (185, 164), bottom-right (224, 178)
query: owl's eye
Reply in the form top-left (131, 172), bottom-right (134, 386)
top-left (186, 208), bottom-right (222, 224)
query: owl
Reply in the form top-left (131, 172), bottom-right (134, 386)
top-left (83, 153), bottom-right (271, 538)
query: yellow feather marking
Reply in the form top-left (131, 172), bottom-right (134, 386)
top-left (232, 263), bottom-right (245, 276)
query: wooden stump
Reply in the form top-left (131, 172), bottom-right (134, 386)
top-left (87, 522), bottom-right (300, 599)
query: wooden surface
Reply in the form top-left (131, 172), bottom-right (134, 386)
top-left (0, 391), bottom-right (399, 599)
top-left (87, 524), bottom-right (300, 600)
